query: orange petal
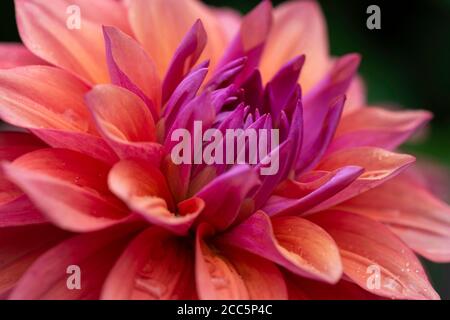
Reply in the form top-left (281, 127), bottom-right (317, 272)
top-left (0, 66), bottom-right (91, 132)
top-left (128, 0), bottom-right (227, 76)
top-left (222, 246), bottom-right (288, 300)
top-left (10, 223), bottom-right (140, 300)
top-left (3, 149), bottom-right (129, 232)
top-left (331, 107), bottom-right (432, 152)
top-left (264, 166), bottom-right (363, 216)
top-left (86, 84), bottom-right (163, 165)
top-left (195, 224), bottom-right (248, 299)
top-left (196, 223), bottom-right (288, 300)
top-left (336, 172), bottom-right (450, 262)
top-left (260, 0), bottom-right (330, 92)
top-left (0, 66), bottom-right (118, 163)
top-left (311, 147), bottom-right (415, 211)
top-left (102, 227), bottom-right (196, 300)
top-left (309, 211), bottom-right (440, 300)
top-left (15, 0), bottom-right (130, 83)
top-left (218, 211), bottom-right (342, 284)
top-left (108, 160), bottom-right (203, 235)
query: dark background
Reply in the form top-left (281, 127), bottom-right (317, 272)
top-left (1, 0), bottom-right (449, 298)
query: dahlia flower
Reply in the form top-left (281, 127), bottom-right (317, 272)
top-left (0, 0), bottom-right (449, 300)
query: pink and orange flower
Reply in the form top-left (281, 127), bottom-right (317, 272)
top-left (0, 0), bottom-right (449, 300)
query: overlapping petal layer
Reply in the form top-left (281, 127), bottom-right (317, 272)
top-left (0, 0), bottom-right (447, 301)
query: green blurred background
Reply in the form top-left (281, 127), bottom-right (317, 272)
top-left (1, 0), bottom-right (449, 298)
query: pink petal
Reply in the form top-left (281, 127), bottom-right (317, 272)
top-left (330, 107), bottom-right (432, 153)
top-left (3, 149), bottom-right (129, 232)
top-left (261, 0), bottom-right (330, 92)
top-left (195, 165), bottom-right (260, 231)
top-left (0, 195), bottom-right (46, 228)
top-left (0, 223), bottom-right (68, 297)
top-left (164, 91), bottom-right (215, 150)
top-left (162, 67), bottom-right (208, 133)
top-left (296, 94), bottom-right (347, 173)
top-left (0, 43), bottom-right (47, 69)
top-left (162, 20), bottom-right (207, 104)
top-left (301, 54), bottom-right (360, 161)
top-left (309, 147), bottom-right (416, 212)
top-left (217, 211), bottom-right (343, 284)
top-left (10, 223), bottom-right (140, 300)
top-left (309, 211), bottom-right (440, 300)
top-left (253, 139), bottom-right (295, 209)
top-left (102, 227), bottom-right (196, 300)
top-left (163, 92), bottom-right (216, 201)
top-left (15, 0), bottom-right (130, 84)
top-left (103, 26), bottom-right (161, 119)
top-left (108, 160), bottom-right (204, 235)
top-left (216, 0), bottom-right (272, 85)
top-left (263, 166), bottom-right (363, 216)
top-left (264, 55), bottom-right (304, 124)
top-left (86, 84), bottom-right (163, 166)
top-left (336, 172), bottom-right (450, 262)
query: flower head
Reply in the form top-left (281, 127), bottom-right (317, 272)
top-left (0, 0), bottom-right (449, 300)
